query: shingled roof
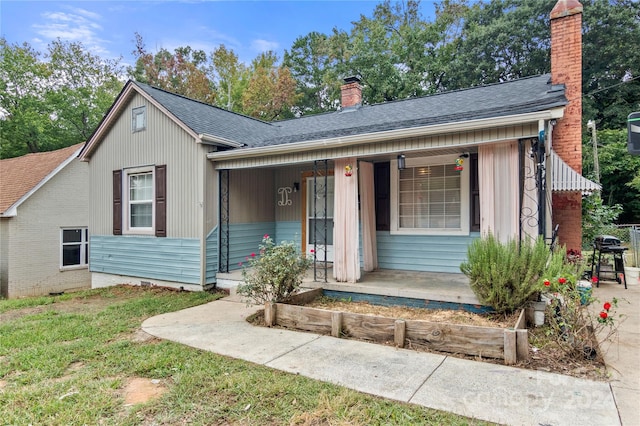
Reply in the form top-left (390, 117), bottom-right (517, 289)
top-left (132, 73), bottom-right (566, 149)
top-left (82, 73), bottom-right (566, 160)
top-left (0, 143), bottom-right (83, 216)
top-left (261, 74), bottom-right (566, 147)
top-left (135, 82), bottom-right (278, 146)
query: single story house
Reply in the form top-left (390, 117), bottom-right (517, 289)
top-left (0, 143), bottom-right (90, 298)
top-left (78, 0), bottom-right (598, 291)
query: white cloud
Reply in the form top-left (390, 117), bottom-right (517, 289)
top-left (251, 39), bottom-right (279, 53)
top-left (32, 7), bottom-right (111, 57)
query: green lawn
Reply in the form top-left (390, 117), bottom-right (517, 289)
top-left (0, 286), bottom-right (490, 425)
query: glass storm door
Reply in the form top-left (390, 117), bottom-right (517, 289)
top-left (306, 176), bottom-right (334, 262)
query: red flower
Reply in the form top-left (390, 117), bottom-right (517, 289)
top-left (264, 234), bottom-right (269, 239)
top-left (251, 253), bottom-right (256, 257)
top-left (310, 249), bottom-right (315, 253)
top-left (600, 311), bottom-right (608, 319)
top-left (558, 277), bottom-right (567, 284)
top-left (603, 302), bottom-right (612, 311)
top-left (543, 279), bottom-right (551, 287)
top-left (592, 276), bottom-right (599, 283)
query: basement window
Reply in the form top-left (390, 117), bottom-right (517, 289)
top-left (60, 228), bottom-right (89, 269)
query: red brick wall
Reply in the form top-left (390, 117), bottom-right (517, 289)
top-left (341, 82), bottom-right (362, 108)
top-left (552, 192), bottom-right (583, 250)
top-left (550, 1), bottom-right (583, 248)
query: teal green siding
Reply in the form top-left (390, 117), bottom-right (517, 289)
top-left (376, 232), bottom-right (480, 274)
top-left (90, 235), bottom-right (201, 284)
top-left (229, 222), bottom-right (276, 270)
top-left (275, 221), bottom-right (302, 247)
top-left (205, 228), bottom-right (218, 284)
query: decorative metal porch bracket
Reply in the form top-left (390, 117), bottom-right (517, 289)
top-left (313, 160), bottom-right (329, 282)
top-left (219, 169), bottom-right (230, 273)
top-left (518, 137), bottom-right (546, 244)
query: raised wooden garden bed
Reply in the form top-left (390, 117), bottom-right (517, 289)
top-left (264, 288), bottom-right (529, 365)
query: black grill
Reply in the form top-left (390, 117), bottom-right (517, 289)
top-left (593, 235), bottom-right (622, 250)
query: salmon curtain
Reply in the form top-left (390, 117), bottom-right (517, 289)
top-left (479, 141), bottom-right (519, 243)
top-left (333, 158), bottom-right (361, 282)
top-left (359, 162), bottom-right (378, 271)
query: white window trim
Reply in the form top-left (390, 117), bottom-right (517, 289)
top-left (123, 166), bottom-right (155, 235)
top-left (60, 227), bottom-right (89, 270)
top-left (390, 154), bottom-right (470, 236)
top-left (132, 106), bottom-right (146, 132)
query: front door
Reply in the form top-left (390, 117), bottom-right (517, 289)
top-left (306, 176), bottom-right (334, 262)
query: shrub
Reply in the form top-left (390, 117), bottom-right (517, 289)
top-left (237, 235), bottom-right (312, 305)
top-left (460, 234), bottom-right (549, 314)
top-left (543, 281), bottom-right (622, 360)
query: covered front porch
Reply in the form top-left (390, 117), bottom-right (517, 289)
top-left (216, 268), bottom-right (480, 306)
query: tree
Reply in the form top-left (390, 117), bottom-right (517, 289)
top-left (284, 31), bottom-right (341, 115)
top-left (242, 52), bottom-right (299, 121)
top-left (439, 0), bottom-right (554, 90)
top-left (211, 45), bottom-right (248, 112)
top-left (582, 0), bottom-right (640, 130)
top-left (334, 0), bottom-right (436, 103)
top-left (584, 129), bottom-right (640, 224)
top-left (129, 33), bottom-right (216, 104)
top-left (46, 39), bottom-right (123, 142)
top-left (0, 38), bottom-right (123, 158)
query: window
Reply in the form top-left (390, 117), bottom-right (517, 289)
top-left (128, 170), bottom-right (154, 229)
top-left (391, 155), bottom-right (469, 235)
top-left (132, 106), bottom-right (146, 132)
top-left (113, 165), bottom-right (166, 237)
top-left (61, 228), bottom-right (89, 269)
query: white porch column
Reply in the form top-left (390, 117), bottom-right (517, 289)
top-left (333, 158), bottom-right (360, 282)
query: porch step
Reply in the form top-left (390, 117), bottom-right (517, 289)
top-left (215, 273), bottom-right (244, 296)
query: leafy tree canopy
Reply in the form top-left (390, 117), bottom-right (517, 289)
top-left (0, 38), bottom-right (123, 158)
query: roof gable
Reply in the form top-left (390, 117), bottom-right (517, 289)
top-left (0, 143), bottom-right (83, 216)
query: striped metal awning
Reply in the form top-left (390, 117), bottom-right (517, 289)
top-left (550, 150), bottom-right (601, 194)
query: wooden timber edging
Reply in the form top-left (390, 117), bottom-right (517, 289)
top-left (264, 289), bottom-right (529, 365)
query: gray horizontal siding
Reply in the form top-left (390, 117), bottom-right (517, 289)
top-left (229, 222), bottom-right (276, 270)
top-left (376, 231), bottom-right (480, 274)
top-left (205, 227), bottom-right (218, 284)
top-left (90, 235), bottom-right (201, 284)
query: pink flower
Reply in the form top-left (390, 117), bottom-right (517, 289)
top-left (264, 234), bottom-right (269, 239)
top-left (245, 256), bottom-right (249, 261)
top-left (603, 302), bottom-right (612, 311)
top-left (310, 249), bottom-right (315, 253)
top-left (251, 253), bottom-right (256, 257)
top-left (238, 262), bottom-right (242, 267)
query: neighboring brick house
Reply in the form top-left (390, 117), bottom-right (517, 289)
top-left (0, 144), bottom-right (90, 298)
top-left (78, 0), bottom-right (596, 292)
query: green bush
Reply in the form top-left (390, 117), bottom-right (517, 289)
top-left (237, 235), bottom-right (312, 305)
top-left (460, 234), bottom-right (549, 314)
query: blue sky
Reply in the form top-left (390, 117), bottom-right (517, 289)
top-left (1, 1), bottom-right (437, 68)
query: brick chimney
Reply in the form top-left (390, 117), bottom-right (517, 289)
top-left (550, 0), bottom-right (583, 251)
top-left (341, 77), bottom-right (362, 108)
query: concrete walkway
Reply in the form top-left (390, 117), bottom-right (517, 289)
top-left (141, 288), bottom-right (638, 426)
top-left (592, 282), bottom-right (640, 426)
